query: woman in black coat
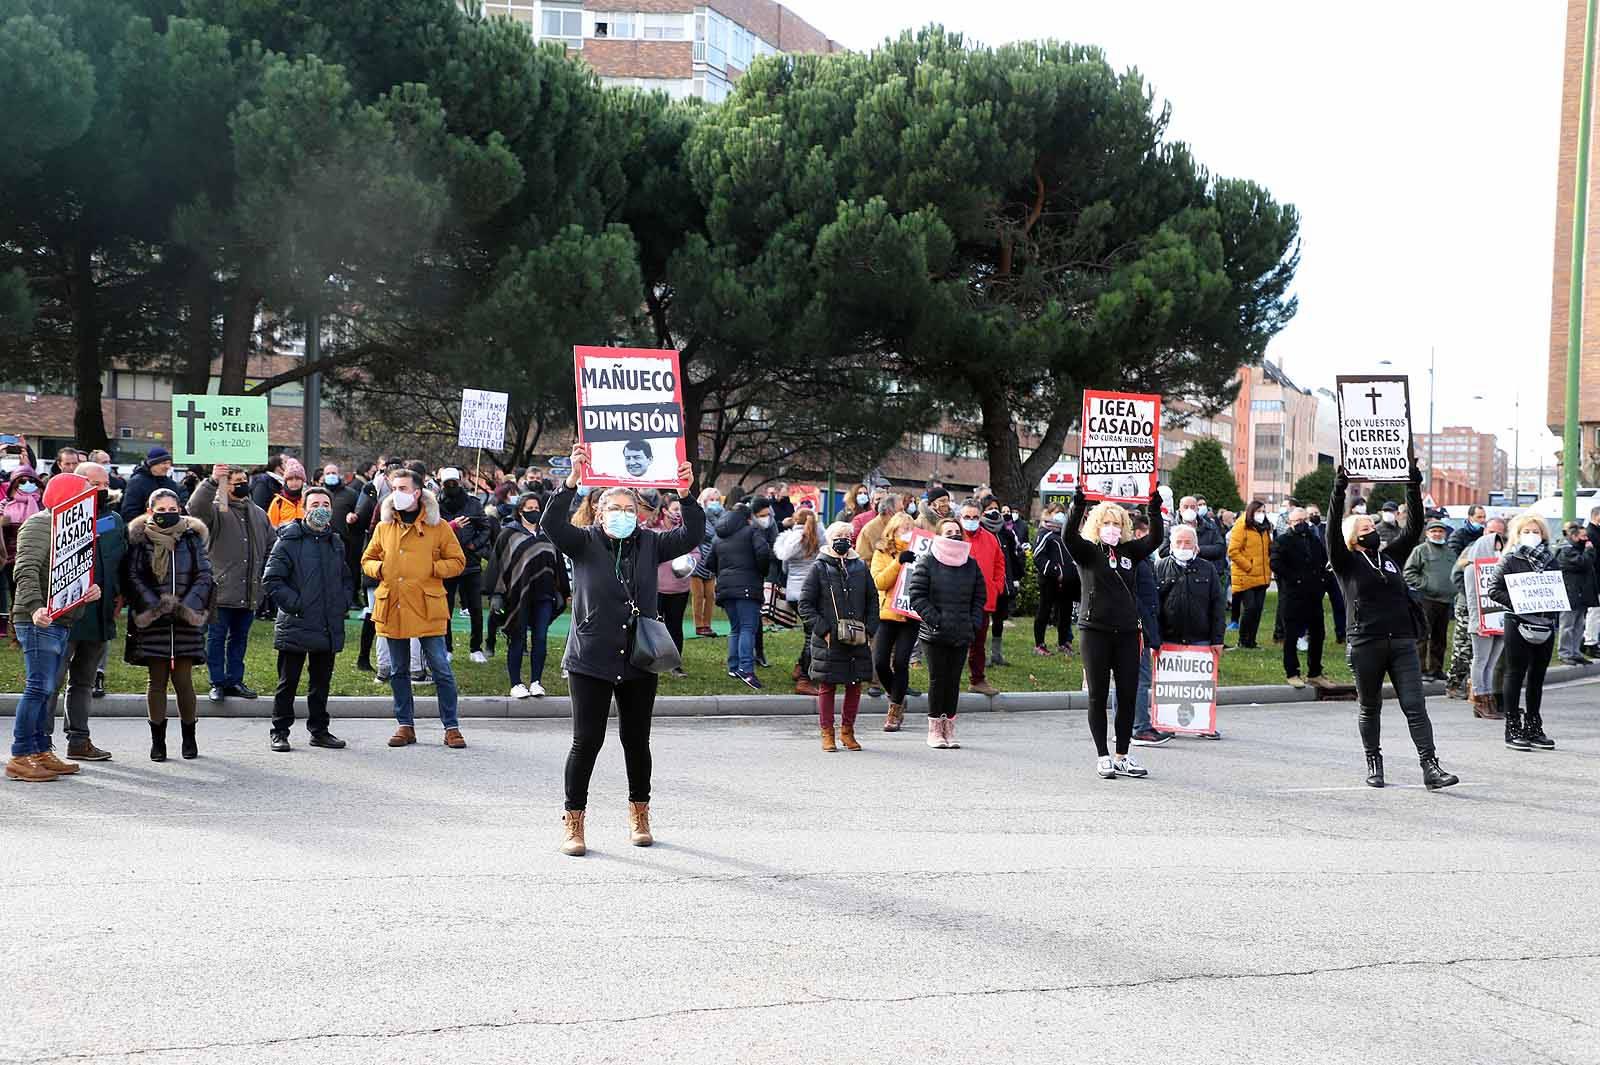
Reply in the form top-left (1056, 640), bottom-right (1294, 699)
top-left (261, 485), bottom-right (350, 752)
top-left (1032, 505), bottom-right (1078, 655)
top-left (798, 521), bottom-right (879, 752)
top-left (908, 517), bottom-right (987, 751)
top-left (711, 499), bottom-right (773, 686)
top-left (122, 489), bottom-right (214, 761)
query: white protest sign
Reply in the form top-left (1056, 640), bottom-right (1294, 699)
top-left (1080, 390), bottom-right (1160, 503)
top-left (1150, 644), bottom-right (1219, 735)
top-left (1474, 558), bottom-right (1504, 636)
top-left (458, 389), bottom-right (510, 449)
top-left (890, 529), bottom-right (935, 619)
top-left (1504, 569), bottom-right (1570, 615)
top-left (574, 346), bottom-right (687, 489)
top-left (1336, 375), bottom-right (1412, 482)
top-left (48, 489), bottom-right (97, 619)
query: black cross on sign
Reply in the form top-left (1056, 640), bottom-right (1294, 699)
top-left (177, 399), bottom-right (204, 455)
top-left (1364, 386), bottom-right (1383, 415)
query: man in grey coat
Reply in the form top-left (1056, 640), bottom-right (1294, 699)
top-left (190, 464), bottom-right (276, 702)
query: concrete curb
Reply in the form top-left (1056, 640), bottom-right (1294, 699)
top-left (7, 661), bottom-right (1597, 718)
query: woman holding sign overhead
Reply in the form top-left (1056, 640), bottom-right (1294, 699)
top-left (1485, 515), bottom-right (1561, 752)
top-left (1329, 464), bottom-right (1457, 790)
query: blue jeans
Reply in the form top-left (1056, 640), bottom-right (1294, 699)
top-left (207, 606), bottom-right (254, 689)
top-left (507, 598), bottom-right (555, 687)
top-left (1115, 647), bottom-right (1155, 734)
top-left (386, 636), bottom-right (459, 728)
top-left (723, 598), bottom-right (760, 676)
top-left (12, 622), bottom-right (70, 756)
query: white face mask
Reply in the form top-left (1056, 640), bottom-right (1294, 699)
top-left (1180, 508), bottom-right (1196, 522)
top-left (1519, 532), bottom-right (1543, 550)
top-left (1382, 512), bottom-right (1397, 524)
top-left (1353, 504), bottom-right (1367, 515)
top-left (1099, 525), bottom-right (1122, 546)
top-left (1173, 547), bottom-right (1196, 563)
top-left (390, 490), bottom-right (416, 511)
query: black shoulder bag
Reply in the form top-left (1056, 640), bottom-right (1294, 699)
top-left (614, 539), bottom-right (682, 674)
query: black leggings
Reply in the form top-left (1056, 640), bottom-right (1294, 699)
top-left (444, 569), bottom-right (483, 653)
top-left (1081, 626), bottom-right (1140, 757)
top-left (873, 618), bottom-right (919, 703)
top-left (1501, 622), bottom-right (1554, 720)
top-left (1348, 637), bottom-right (1435, 758)
top-left (564, 671), bottom-right (657, 811)
top-left (1034, 580), bottom-right (1074, 647)
top-left (658, 591), bottom-right (689, 655)
top-left (924, 640), bottom-right (967, 718)
top-left (1235, 586), bottom-right (1266, 647)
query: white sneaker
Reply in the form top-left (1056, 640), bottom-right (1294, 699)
top-left (470, 650), bottom-right (489, 664)
top-left (1113, 754), bottom-right (1149, 778)
top-left (1096, 755), bottom-right (1116, 779)
top-left (529, 681), bottom-right (547, 698)
top-left (510, 684), bottom-right (531, 699)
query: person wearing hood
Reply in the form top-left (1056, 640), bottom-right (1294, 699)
top-left (1032, 503), bottom-right (1079, 658)
top-left (436, 466), bottom-right (492, 664)
top-left (265, 458), bottom-right (307, 528)
top-left (6, 473), bottom-right (105, 780)
top-left (361, 468), bottom-right (468, 749)
top-left (689, 488), bottom-right (723, 637)
top-left (542, 443), bottom-right (702, 857)
top-left (119, 447), bottom-right (185, 521)
top-left (1064, 485), bottom-right (1163, 779)
top-left (1, 464), bottom-right (45, 640)
top-left (190, 465), bottom-right (276, 703)
top-left (956, 498), bottom-right (1006, 697)
top-left (712, 495), bottom-right (774, 688)
top-left (798, 520), bottom-right (880, 752)
top-left (1330, 464), bottom-right (1457, 790)
top-left (1404, 520), bottom-right (1458, 682)
top-left (1486, 514), bottom-right (1562, 752)
top-left (1458, 517), bottom-right (1508, 720)
top-left (261, 484), bottom-right (349, 752)
top-left (122, 489), bottom-right (215, 762)
top-left (774, 508), bottom-right (823, 695)
top-left (487, 493), bottom-right (570, 698)
top-left (907, 516), bottom-right (986, 749)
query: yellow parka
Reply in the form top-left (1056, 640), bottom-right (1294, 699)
top-left (360, 489), bottom-right (466, 639)
top-left (1227, 511), bottom-right (1273, 593)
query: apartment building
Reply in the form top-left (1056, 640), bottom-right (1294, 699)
top-left (1230, 361), bottom-right (1320, 506)
top-left (1159, 399), bottom-right (1236, 480)
top-left (477, 0), bottom-right (843, 102)
top-left (1414, 427), bottom-right (1508, 502)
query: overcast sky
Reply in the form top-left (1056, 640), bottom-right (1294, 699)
top-left (782, 0), bottom-right (1570, 467)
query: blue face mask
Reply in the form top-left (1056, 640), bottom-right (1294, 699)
top-left (324, 475), bottom-right (340, 487)
top-left (706, 502), bottom-right (724, 516)
top-left (905, 503), bottom-right (917, 516)
top-left (576, 485), bottom-right (592, 498)
top-left (17, 482), bottom-right (38, 494)
top-left (960, 517), bottom-right (979, 533)
top-left (604, 511), bottom-right (638, 539)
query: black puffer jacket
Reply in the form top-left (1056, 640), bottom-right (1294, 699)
top-left (261, 520), bottom-right (349, 653)
top-left (907, 552), bottom-right (986, 647)
top-left (437, 487), bottom-right (492, 574)
top-left (711, 505), bottom-right (773, 603)
top-left (121, 516), bottom-right (214, 665)
top-left (798, 553), bottom-right (879, 684)
top-left (1154, 555), bottom-right (1225, 646)
top-left (1033, 527), bottom-right (1080, 597)
top-left (1553, 539), bottom-right (1598, 612)
top-left (1329, 474), bottom-right (1423, 644)
top-left (542, 484), bottom-right (705, 683)
top-left (1063, 489), bottom-right (1163, 635)
top-left (1270, 524), bottom-right (1328, 617)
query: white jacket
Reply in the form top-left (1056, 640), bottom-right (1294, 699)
top-left (774, 527), bottom-right (820, 602)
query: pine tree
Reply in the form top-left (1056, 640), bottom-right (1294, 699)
top-left (1293, 464), bottom-right (1334, 508)
top-left (1171, 439), bottom-right (1243, 511)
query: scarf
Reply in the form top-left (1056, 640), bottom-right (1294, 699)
top-left (979, 513), bottom-right (1003, 533)
top-left (142, 518), bottom-right (188, 583)
top-left (929, 536), bottom-right (971, 566)
top-left (1510, 542), bottom-right (1554, 569)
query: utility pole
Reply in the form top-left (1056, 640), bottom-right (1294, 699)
top-left (1565, 0), bottom-right (1598, 521)
top-left (301, 312), bottom-right (321, 472)
top-left (1427, 346), bottom-right (1435, 482)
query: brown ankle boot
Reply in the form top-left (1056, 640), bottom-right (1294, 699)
top-left (839, 722), bottom-right (862, 751)
top-left (35, 751), bottom-right (80, 775)
top-left (820, 726), bottom-right (837, 752)
top-left (443, 727), bottom-right (466, 749)
top-left (628, 801), bottom-right (653, 846)
top-left (387, 725), bottom-right (416, 747)
top-left (561, 810), bottom-right (587, 856)
top-left (795, 678), bottom-right (819, 696)
top-left (883, 703), bottom-right (904, 732)
top-left (5, 755), bottom-right (58, 782)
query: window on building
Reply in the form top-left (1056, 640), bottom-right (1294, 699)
top-left (481, 1), bottom-right (537, 32)
top-left (643, 13), bottom-right (687, 39)
top-left (1250, 399), bottom-right (1284, 413)
top-left (730, 24), bottom-right (754, 68)
top-left (541, 5), bottom-right (582, 47)
top-left (593, 13), bottom-right (635, 39)
top-left (697, 9), bottom-right (728, 67)
top-left (112, 372), bottom-right (173, 402)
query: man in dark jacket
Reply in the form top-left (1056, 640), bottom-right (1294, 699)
top-left (1375, 500), bottom-right (1403, 547)
top-left (45, 462), bottom-right (124, 760)
top-left (1584, 505), bottom-right (1600, 657)
top-left (1554, 521), bottom-right (1598, 665)
top-left (250, 453), bottom-right (286, 512)
top-left (119, 446), bottom-right (184, 521)
top-left (319, 462), bottom-right (363, 607)
top-left (438, 466), bottom-right (493, 662)
top-left (191, 465), bottom-right (275, 702)
top-left (1447, 505), bottom-right (1487, 558)
top-left (1404, 520), bottom-right (1457, 680)
top-left (1270, 506), bottom-right (1329, 687)
top-left (712, 498), bottom-right (774, 684)
top-left (1153, 524), bottom-right (1227, 648)
top-left (262, 484), bottom-right (349, 751)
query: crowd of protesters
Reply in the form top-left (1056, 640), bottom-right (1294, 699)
top-left (4, 428), bottom-right (1584, 836)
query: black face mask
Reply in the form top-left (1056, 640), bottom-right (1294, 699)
top-left (1293, 522), bottom-right (1309, 534)
top-left (152, 512), bottom-right (181, 529)
top-left (1357, 530), bottom-right (1381, 551)
top-left (831, 538), bottom-right (853, 556)
top-left (231, 483), bottom-right (250, 499)
top-left (1309, 515), bottom-right (1322, 525)
top-left (521, 510), bottom-right (540, 525)
top-left (284, 487), bottom-right (302, 501)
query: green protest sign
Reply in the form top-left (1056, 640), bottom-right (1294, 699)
top-left (170, 395), bottom-right (269, 465)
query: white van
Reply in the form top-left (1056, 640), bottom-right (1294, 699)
top-left (1526, 489), bottom-right (1600, 521)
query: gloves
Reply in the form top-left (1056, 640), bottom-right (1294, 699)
top-left (1409, 461), bottom-right (1423, 487)
top-left (1149, 490), bottom-right (1162, 509)
top-left (899, 551), bottom-right (917, 564)
top-left (1334, 466), bottom-right (1349, 493)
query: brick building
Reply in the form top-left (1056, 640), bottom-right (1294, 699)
top-left (1414, 427), bottom-right (1508, 502)
top-left (478, 0), bottom-right (844, 101)
top-left (1230, 361), bottom-right (1320, 506)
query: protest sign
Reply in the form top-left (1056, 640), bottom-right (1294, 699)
top-left (171, 395), bottom-right (269, 466)
top-left (789, 484), bottom-right (823, 513)
top-left (1038, 458), bottom-right (1079, 508)
top-left (47, 488), bottom-right (97, 619)
top-left (1150, 643), bottom-right (1219, 735)
top-left (889, 529), bottom-right (935, 619)
top-left (1504, 570), bottom-right (1570, 615)
top-left (1336, 375), bottom-right (1412, 482)
top-left (1080, 390), bottom-right (1160, 503)
top-left (458, 389), bottom-right (510, 449)
top-left (1474, 558), bottom-right (1504, 636)
top-left (574, 346), bottom-right (687, 489)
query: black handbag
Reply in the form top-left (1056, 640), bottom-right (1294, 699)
top-left (629, 611), bottom-right (683, 674)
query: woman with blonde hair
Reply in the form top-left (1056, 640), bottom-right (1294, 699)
top-left (1063, 484), bottom-right (1162, 779)
top-left (870, 512), bottom-right (920, 730)
top-left (775, 508), bottom-right (823, 694)
top-left (1486, 512), bottom-right (1560, 751)
top-left (798, 521), bottom-right (879, 751)
top-left (1329, 464), bottom-right (1457, 789)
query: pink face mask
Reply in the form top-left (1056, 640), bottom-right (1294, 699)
top-left (929, 536), bottom-right (972, 567)
top-left (1099, 525), bottom-right (1123, 546)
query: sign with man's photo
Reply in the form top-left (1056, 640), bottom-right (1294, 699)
top-left (573, 346), bottom-right (687, 490)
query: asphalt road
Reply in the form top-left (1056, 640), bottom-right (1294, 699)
top-left (3, 681), bottom-right (1599, 1065)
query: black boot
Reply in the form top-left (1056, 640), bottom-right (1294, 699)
top-left (180, 720), bottom-right (198, 760)
top-left (356, 618), bottom-right (376, 672)
top-left (1504, 708), bottom-right (1531, 751)
top-left (1523, 711), bottom-right (1556, 750)
top-left (149, 720), bottom-right (168, 762)
top-left (1365, 751), bottom-right (1384, 788)
top-left (1421, 755), bottom-right (1459, 790)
